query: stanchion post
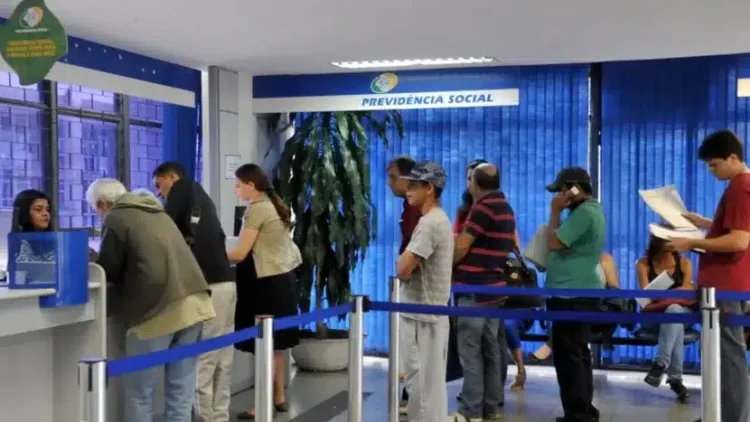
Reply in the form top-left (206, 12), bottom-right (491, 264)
top-left (388, 277), bottom-right (401, 422)
top-left (348, 295), bottom-right (366, 422)
top-left (254, 316), bottom-right (274, 422)
top-left (78, 358), bottom-right (107, 422)
top-left (700, 287), bottom-right (721, 422)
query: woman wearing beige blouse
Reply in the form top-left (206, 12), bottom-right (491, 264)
top-left (228, 163), bottom-right (302, 420)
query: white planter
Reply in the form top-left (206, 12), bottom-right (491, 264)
top-left (292, 334), bottom-right (350, 372)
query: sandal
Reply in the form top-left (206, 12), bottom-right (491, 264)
top-left (510, 369), bottom-right (526, 391)
top-left (237, 403), bottom-right (289, 419)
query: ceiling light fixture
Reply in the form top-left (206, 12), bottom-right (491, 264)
top-left (331, 57), bottom-right (497, 70)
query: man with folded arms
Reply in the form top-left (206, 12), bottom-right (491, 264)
top-left (668, 130), bottom-right (750, 422)
top-left (395, 161), bottom-right (453, 422)
top-left (386, 155), bottom-right (421, 412)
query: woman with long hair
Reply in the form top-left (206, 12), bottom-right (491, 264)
top-left (11, 189), bottom-right (53, 232)
top-left (636, 233), bottom-right (694, 402)
top-left (228, 164), bottom-right (302, 419)
top-left (530, 252), bottom-right (619, 361)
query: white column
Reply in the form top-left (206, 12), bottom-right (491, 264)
top-left (205, 67), bottom-right (256, 235)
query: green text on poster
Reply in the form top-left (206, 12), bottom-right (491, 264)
top-left (0, 0), bottom-right (68, 85)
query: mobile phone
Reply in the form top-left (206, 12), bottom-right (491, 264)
top-left (567, 186), bottom-right (580, 197)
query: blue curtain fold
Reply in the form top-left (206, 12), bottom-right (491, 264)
top-left (323, 65), bottom-right (590, 353)
top-left (600, 55), bottom-right (750, 367)
top-left (162, 104), bottom-right (198, 180)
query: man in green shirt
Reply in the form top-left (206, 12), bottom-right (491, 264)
top-left (544, 167), bottom-right (605, 422)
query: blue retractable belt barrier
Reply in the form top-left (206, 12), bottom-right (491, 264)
top-left (107, 303), bottom-right (353, 378)
top-left (451, 284), bottom-right (750, 301)
top-left (369, 301), bottom-right (700, 325)
top-left (273, 304), bottom-right (353, 331)
top-left (105, 287), bottom-right (750, 378)
top-left (108, 325), bottom-right (260, 378)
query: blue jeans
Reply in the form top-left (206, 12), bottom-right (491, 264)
top-left (643, 304), bottom-right (689, 381)
top-left (504, 320), bottom-right (521, 350)
top-left (456, 296), bottom-right (503, 418)
top-left (123, 322), bottom-right (203, 422)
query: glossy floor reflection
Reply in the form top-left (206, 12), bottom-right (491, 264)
top-left (227, 357), bottom-right (700, 422)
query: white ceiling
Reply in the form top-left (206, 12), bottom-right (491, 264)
top-left (2, 0), bottom-right (750, 75)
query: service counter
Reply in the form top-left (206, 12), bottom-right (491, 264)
top-left (0, 263), bottom-right (106, 422)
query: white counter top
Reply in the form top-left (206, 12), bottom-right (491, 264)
top-left (0, 281), bottom-right (104, 338)
top-left (0, 286), bottom-right (56, 301)
top-left (0, 281), bottom-right (103, 302)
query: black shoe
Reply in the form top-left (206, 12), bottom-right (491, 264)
top-left (644, 362), bottom-right (666, 387)
top-left (668, 380), bottom-right (690, 403)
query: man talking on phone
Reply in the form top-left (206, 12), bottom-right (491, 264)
top-left (544, 167), bottom-right (605, 422)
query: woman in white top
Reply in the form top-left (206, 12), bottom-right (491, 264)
top-left (228, 164), bottom-right (302, 420)
top-left (530, 253), bottom-right (619, 361)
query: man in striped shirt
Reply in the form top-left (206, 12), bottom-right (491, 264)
top-left (452, 163), bottom-right (516, 422)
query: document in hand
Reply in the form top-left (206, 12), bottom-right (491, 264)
top-left (638, 185), bottom-right (696, 230)
top-left (636, 270), bottom-right (675, 308)
top-left (523, 224), bottom-right (549, 270)
top-left (648, 223), bottom-right (706, 252)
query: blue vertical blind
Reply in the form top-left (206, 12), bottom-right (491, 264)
top-left (346, 65), bottom-right (591, 353)
top-left (600, 55), bottom-right (750, 366)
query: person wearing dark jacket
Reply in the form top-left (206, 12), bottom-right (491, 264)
top-left (87, 178), bottom-right (214, 422)
top-left (152, 162), bottom-right (235, 422)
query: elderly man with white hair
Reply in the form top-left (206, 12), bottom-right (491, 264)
top-left (87, 178), bottom-right (215, 422)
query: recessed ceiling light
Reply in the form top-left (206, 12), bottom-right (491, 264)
top-left (331, 57), bottom-right (497, 69)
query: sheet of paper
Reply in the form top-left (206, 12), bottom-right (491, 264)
top-left (636, 270), bottom-right (675, 308)
top-left (648, 224), bottom-right (706, 253)
top-left (523, 224), bottom-right (549, 270)
top-left (638, 185), bottom-right (695, 229)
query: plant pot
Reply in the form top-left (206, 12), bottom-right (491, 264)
top-left (291, 329), bottom-right (350, 372)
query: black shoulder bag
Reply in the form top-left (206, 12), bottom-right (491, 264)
top-left (502, 247), bottom-right (543, 309)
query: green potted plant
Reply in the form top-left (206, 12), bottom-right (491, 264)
top-left (270, 111), bottom-right (403, 371)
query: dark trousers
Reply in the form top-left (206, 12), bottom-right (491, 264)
top-left (547, 298), bottom-right (600, 422)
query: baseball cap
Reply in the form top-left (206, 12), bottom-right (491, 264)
top-left (400, 161), bottom-right (447, 189)
top-left (546, 167), bottom-right (592, 192)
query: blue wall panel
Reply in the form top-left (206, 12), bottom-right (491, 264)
top-left (337, 65), bottom-right (590, 353)
top-left (601, 55), bottom-right (750, 366)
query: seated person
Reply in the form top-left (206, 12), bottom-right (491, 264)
top-left (502, 320), bottom-right (527, 391)
top-left (1, 190), bottom-right (53, 280)
top-left (636, 234), bottom-right (694, 402)
top-left (11, 190), bottom-right (53, 232)
top-left (530, 252), bottom-right (619, 361)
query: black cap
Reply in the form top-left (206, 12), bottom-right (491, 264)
top-left (546, 167), bottom-right (591, 192)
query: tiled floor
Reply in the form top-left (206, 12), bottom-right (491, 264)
top-left (226, 357), bottom-right (701, 421)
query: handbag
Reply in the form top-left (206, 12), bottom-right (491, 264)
top-left (502, 247), bottom-right (543, 309)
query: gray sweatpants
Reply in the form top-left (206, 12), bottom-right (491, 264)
top-left (400, 316), bottom-right (449, 422)
top-left (718, 300), bottom-right (750, 422)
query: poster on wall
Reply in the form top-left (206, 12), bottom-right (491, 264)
top-left (0, 0), bottom-right (68, 85)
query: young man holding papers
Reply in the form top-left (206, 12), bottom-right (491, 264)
top-left (667, 130), bottom-right (750, 422)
